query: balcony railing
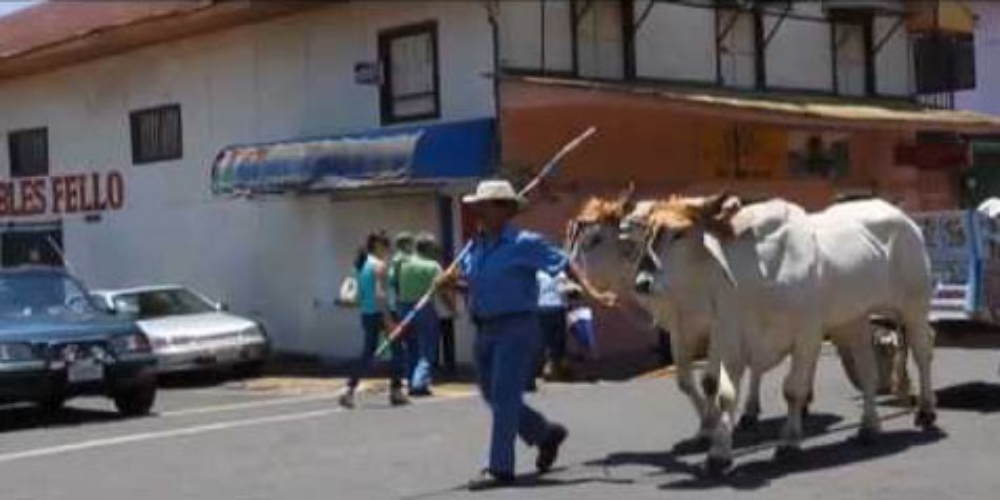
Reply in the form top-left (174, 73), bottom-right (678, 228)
top-left (917, 92), bottom-right (956, 110)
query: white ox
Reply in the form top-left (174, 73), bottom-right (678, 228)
top-left (622, 194), bottom-right (937, 473)
top-left (567, 193), bottom-right (724, 439)
top-left (568, 193), bottom-right (884, 445)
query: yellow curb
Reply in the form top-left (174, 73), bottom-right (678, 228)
top-left (637, 365), bottom-right (678, 380)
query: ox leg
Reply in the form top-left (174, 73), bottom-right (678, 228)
top-left (669, 325), bottom-right (710, 440)
top-left (776, 330), bottom-right (822, 459)
top-left (738, 370), bottom-right (762, 431)
top-left (702, 359), bottom-right (740, 477)
top-left (903, 317), bottom-right (937, 430)
top-left (846, 322), bottom-right (882, 445)
top-left (892, 334), bottom-right (913, 404)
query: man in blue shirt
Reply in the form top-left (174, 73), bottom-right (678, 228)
top-left (441, 180), bottom-right (616, 490)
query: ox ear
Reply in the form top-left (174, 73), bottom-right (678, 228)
top-left (701, 192), bottom-right (742, 236)
top-left (703, 231), bottom-right (736, 287)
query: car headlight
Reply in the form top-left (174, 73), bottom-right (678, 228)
top-left (240, 324), bottom-right (267, 341)
top-left (111, 332), bottom-right (152, 354)
top-left (0, 342), bottom-right (39, 362)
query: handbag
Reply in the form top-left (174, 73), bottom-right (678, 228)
top-left (336, 276), bottom-right (359, 307)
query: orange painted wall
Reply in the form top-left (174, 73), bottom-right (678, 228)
top-left (498, 81), bottom-right (961, 357)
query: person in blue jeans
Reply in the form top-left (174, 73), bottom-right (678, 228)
top-left (439, 180), bottom-right (616, 490)
top-left (339, 231), bottom-right (409, 409)
top-left (398, 232), bottom-right (443, 396)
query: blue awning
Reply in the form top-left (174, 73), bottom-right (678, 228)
top-left (211, 118), bottom-right (496, 195)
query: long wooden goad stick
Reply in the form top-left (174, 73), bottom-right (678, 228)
top-left (374, 126), bottom-right (597, 357)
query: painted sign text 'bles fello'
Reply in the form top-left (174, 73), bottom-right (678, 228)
top-left (0, 171), bottom-right (125, 217)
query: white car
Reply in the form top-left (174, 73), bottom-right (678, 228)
top-left (91, 286), bottom-right (269, 375)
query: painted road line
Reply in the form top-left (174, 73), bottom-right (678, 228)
top-left (158, 393), bottom-right (341, 417)
top-left (0, 391), bottom-right (478, 465)
top-left (0, 408), bottom-right (341, 465)
top-left (161, 383), bottom-right (475, 418)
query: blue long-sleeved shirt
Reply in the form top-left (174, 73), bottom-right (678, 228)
top-left (460, 225), bottom-right (568, 320)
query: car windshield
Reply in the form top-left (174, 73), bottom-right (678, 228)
top-left (0, 273), bottom-right (98, 318)
top-left (115, 288), bottom-right (215, 319)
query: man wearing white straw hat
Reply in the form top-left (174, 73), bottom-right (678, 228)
top-left (438, 179), bottom-right (616, 490)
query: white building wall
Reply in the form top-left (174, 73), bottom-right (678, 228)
top-left (496, 0), bottom-right (916, 98)
top-left (496, 0), bottom-right (573, 73)
top-left (575, 0), bottom-right (624, 80)
top-left (634, 2), bottom-right (716, 83)
top-left (766, 18), bottom-right (833, 91)
top-left (0, 1), bottom-right (495, 361)
top-left (719, 11), bottom-right (757, 90)
top-left (874, 15), bottom-right (912, 97)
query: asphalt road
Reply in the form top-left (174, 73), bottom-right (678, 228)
top-left (0, 343), bottom-right (998, 500)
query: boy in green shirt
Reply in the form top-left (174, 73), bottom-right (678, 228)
top-left (397, 232), bottom-right (444, 396)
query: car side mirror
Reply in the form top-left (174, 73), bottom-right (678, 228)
top-left (89, 296), bottom-right (116, 315)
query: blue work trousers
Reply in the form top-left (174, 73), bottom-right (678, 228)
top-left (474, 312), bottom-right (552, 474)
top-left (399, 302), bottom-right (439, 391)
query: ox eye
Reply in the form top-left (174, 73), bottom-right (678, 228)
top-left (586, 233), bottom-right (605, 249)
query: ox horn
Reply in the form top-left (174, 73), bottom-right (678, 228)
top-left (616, 182), bottom-right (637, 213)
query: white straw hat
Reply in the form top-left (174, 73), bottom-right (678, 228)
top-left (462, 179), bottom-right (526, 206)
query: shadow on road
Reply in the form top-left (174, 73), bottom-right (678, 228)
top-left (672, 427), bottom-right (948, 491)
top-left (157, 370), bottom-right (232, 389)
top-left (0, 405), bottom-right (123, 433)
top-left (400, 467), bottom-right (635, 500)
top-left (935, 381), bottom-right (1000, 413)
top-left (668, 413), bottom-right (843, 457)
top-left (587, 412), bottom-right (944, 492)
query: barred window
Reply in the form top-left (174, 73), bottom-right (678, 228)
top-left (130, 104), bottom-right (182, 165)
top-left (379, 22), bottom-right (440, 124)
top-left (8, 128), bottom-right (48, 178)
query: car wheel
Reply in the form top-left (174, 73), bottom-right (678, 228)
top-left (114, 383), bottom-right (157, 417)
top-left (37, 393), bottom-right (66, 415)
top-left (235, 360), bottom-right (266, 379)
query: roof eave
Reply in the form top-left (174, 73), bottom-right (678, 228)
top-left (501, 75), bottom-right (1000, 135)
top-left (0, 2), bottom-right (324, 82)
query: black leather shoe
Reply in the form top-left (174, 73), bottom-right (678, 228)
top-left (467, 469), bottom-right (515, 491)
top-left (409, 387), bottom-right (433, 398)
top-left (536, 423), bottom-right (568, 473)
top-left (338, 391), bottom-right (356, 409)
top-left (389, 388), bottom-right (410, 407)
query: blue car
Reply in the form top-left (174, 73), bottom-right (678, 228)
top-left (0, 267), bottom-right (157, 416)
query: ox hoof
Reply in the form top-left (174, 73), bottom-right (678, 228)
top-left (773, 445), bottom-right (803, 463)
top-left (855, 427), bottom-right (879, 447)
top-left (915, 410), bottom-right (938, 430)
top-left (704, 456), bottom-right (733, 478)
top-left (737, 414), bottom-right (759, 432)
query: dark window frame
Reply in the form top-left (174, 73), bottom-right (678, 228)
top-left (129, 104), bottom-right (183, 166)
top-left (378, 20), bottom-right (442, 125)
top-left (7, 127), bottom-right (49, 178)
top-left (828, 9), bottom-right (876, 96)
top-left (1, 223), bottom-right (63, 268)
